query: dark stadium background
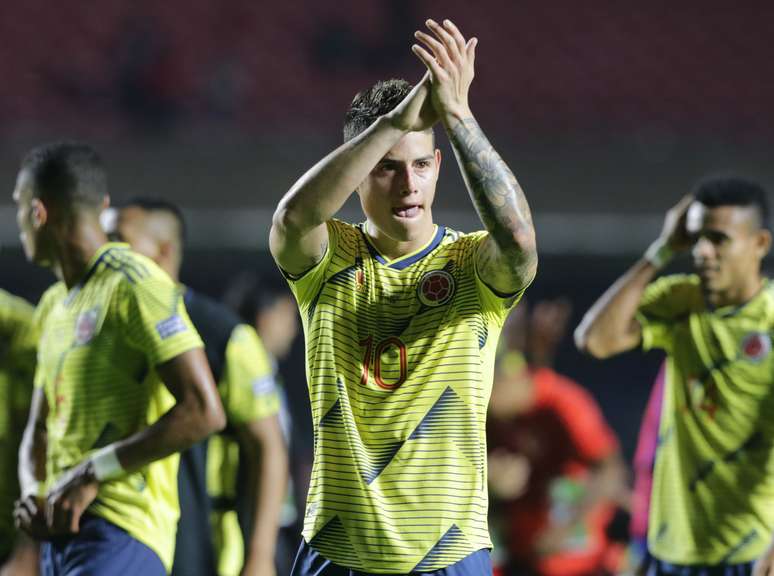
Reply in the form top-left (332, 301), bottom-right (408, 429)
top-left (2, 0), bottom-right (773, 496)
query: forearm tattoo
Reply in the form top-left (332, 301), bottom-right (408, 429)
top-left (448, 117), bottom-right (536, 287)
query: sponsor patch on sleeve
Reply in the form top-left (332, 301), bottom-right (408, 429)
top-left (155, 314), bottom-right (188, 340)
top-left (252, 375), bottom-right (278, 397)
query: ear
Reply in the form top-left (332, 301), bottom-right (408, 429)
top-left (434, 148), bottom-right (442, 176)
top-left (30, 198), bottom-right (48, 230)
top-left (756, 229), bottom-right (772, 259)
top-left (158, 240), bottom-right (174, 261)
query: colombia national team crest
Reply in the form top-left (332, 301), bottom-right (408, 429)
top-left (741, 332), bottom-right (771, 363)
top-left (417, 270), bottom-right (455, 307)
top-left (74, 306), bottom-right (101, 346)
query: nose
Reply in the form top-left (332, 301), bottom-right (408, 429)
top-left (398, 166), bottom-right (418, 196)
top-left (692, 236), bottom-right (715, 261)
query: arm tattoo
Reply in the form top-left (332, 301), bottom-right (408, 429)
top-left (448, 117), bottom-right (537, 290)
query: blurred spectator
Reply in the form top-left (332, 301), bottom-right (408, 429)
top-left (223, 271), bottom-right (301, 576)
top-left (0, 288), bottom-right (39, 576)
top-left (488, 300), bottom-right (629, 576)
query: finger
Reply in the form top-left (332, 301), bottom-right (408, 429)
top-left (414, 31), bottom-right (453, 70)
top-left (466, 37), bottom-right (478, 64)
top-left (45, 496), bottom-right (55, 529)
top-left (673, 193), bottom-right (694, 212)
top-left (426, 19), bottom-right (461, 61)
top-left (69, 505), bottom-right (82, 533)
top-left (442, 19), bottom-right (468, 55)
top-left (411, 44), bottom-right (447, 81)
top-left (14, 504), bottom-right (32, 529)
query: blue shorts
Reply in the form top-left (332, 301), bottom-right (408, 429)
top-left (40, 514), bottom-right (165, 576)
top-left (290, 539), bottom-right (492, 575)
top-left (645, 554), bottom-right (754, 576)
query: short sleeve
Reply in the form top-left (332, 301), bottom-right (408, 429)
top-left (282, 220), bottom-right (341, 311)
top-left (219, 324), bottom-right (280, 425)
top-left (468, 231), bottom-right (528, 326)
top-left (636, 274), bottom-right (699, 352)
top-left (115, 269), bottom-right (203, 366)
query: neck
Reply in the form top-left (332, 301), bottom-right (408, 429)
top-left (365, 219), bottom-right (435, 260)
top-left (160, 260), bottom-right (180, 283)
top-left (53, 217), bottom-right (108, 289)
top-left (708, 275), bottom-right (764, 308)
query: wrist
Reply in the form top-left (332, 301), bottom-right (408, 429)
top-left (441, 105), bottom-right (472, 129)
top-left (90, 445), bottom-right (125, 481)
top-left (21, 480), bottom-right (44, 500)
top-left (644, 238), bottom-right (674, 269)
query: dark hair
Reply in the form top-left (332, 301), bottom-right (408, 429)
top-left (694, 176), bottom-right (770, 230)
top-left (343, 79), bottom-right (414, 142)
top-left (222, 271), bottom-right (291, 325)
top-left (21, 141), bottom-right (107, 209)
top-left (123, 197), bottom-right (187, 245)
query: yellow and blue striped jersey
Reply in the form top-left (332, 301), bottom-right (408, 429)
top-left (284, 219), bottom-right (525, 573)
top-left (0, 289), bottom-right (37, 559)
top-left (207, 323), bottom-right (281, 576)
top-left (637, 274), bottom-right (774, 564)
top-left (34, 243), bottom-right (203, 571)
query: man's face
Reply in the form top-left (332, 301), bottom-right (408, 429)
top-left (686, 202), bottom-right (770, 303)
top-left (13, 169), bottom-right (46, 264)
top-left (114, 206), bottom-right (161, 261)
top-left (357, 131), bottom-right (440, 243)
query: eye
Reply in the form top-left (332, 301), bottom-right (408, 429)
top-left (415, 160), bottom-right (431, 169)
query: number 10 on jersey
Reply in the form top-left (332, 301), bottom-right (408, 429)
top-left (359, 335), bottom-right (408, 390)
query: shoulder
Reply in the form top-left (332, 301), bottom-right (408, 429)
top-left (34, 282), bottom-right (67, 325)
top-left (0, 288), bottom-right (35, 326)
top-left (647, 273), bottom-right (701, 294)
top-left (92, 245), bottom-right (165, 287)
top-left (329, 219), bottom-right (365, 252)
top-left (641, 273), bottom-right (702, 308)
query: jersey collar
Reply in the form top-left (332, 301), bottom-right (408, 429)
top-left (360, 224), bottom-right (445, 270)
top-left (64, 242), bottom-right (130, 304)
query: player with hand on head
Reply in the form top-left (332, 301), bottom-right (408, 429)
top-left (109, 199), bottom-right (289, 576)
top-left (12, 142), bottom-right (225, 576)
top-left (271, 18), bottom-right (536, 576)
top-left (575, 177), bottom-right (774, 576)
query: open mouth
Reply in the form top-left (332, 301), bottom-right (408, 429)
top-left (392, 205), bottom-right (421, 218)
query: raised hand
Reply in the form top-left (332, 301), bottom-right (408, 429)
top-left (384, 72), bottom-right (439, 133)
top-left (659, 194), bottom-right (695, 252)
top-left (412, 19), bottom-right (477, 123)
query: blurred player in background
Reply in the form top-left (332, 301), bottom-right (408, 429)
top-left (270, 18), bottom-right (537, 575)
top-left (111, 199), bottom-right (288, 576)
top-left (223, 271), bottom-right (302, 575)
top-left (12, 141), bottom-right (225, 576)
top-left (0, 288), bottom-right (39, 576)
top-left (488, 300), bottom-right (628, 576)
top-left (576, 177), bottom-right (774, 575)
